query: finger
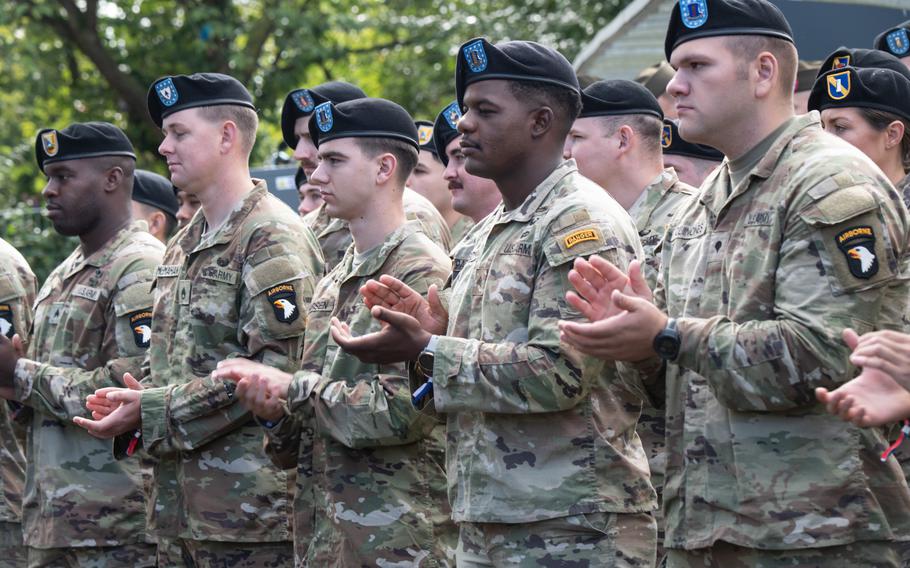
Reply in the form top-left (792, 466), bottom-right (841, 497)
top-left (628, 261), bottom-right (653, 300)
top-left (11, 334), bottom-right (24, 357)
top-left (72, 416), bottom-right (109, 438)
top-left (122, 373), bottom-right (143, 391)
top-left (588, 255), bottom-right (628, 285)
top-left (565, 291), bottom-right (598, 322)
top-left (427, 285), bottom-right (448, 320)
top-left (104, 390), bottom-right (137, 404)
top-left (371, 306), bottom-right (418, 330)
top-left (361, 279), bottom-right (401, 307)
top-left (377, 275), bottom-right (418, 299)
top-left (611, 290), bottom-right (645, 313)
top-left (572, 257), bottom-right (608, 291)
top-left (842, 328), bottom-right (860, 350)
top-left (815, 387), bottom-right (831, 405)
top-left (568, 269), bottom-right (605, 306)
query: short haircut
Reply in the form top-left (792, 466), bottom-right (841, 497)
top-left (724, 36), bottom-right (798, 98)
top-left (197, 105), bottom-right (259, 155)
top-left (135, 201), bottom-right (178, 238)
top-left (92, 155), bottom-right (136, 186)
top-left (598, 114), bottom-right (664, 155)
top-left (860, 108), bottom-right (910, 171)
top-left (353, 138), bottom-right (419, 186)
top-left (508, 80), bottom-right (583, 137)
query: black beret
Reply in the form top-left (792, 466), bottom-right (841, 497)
top-left (132, 169), bottom-right (178, 220)
top-left (36, 121), bottom-right (136, 173)
top-left (665, 0), bottom-right (793, 60)
top-left (579, 80), bottom-right (663, 120)
top-left (147, 73), bottom-right (255, 128)
top-left (280, 82), bottom-right (368, 148)
top-left (416, 120), bottom-right (437, 154)
top-left (455, 37), bottom-right (580, 109)
top-left (661, 119), bottom-right (723, 161)
top-left (294, 166), bottom-right (307, 189)
top-left (818, 47), bottom-right (910, 82)
top-left (308, 98), bottom-right (419, 149)
top-left (874, 21), bottom-right (910, 58)
top-left (433, 101), bottom-right (463, 166)
top-left (808, 66), bottom-right (910, 124)
top-left (635, 61), bottom-right (676, 97)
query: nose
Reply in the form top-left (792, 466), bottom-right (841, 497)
top-left (562, 136), bottom-right (574, 160)
top-left (666, 69), bottom-right (685, 99)
top-left (293, 138), bottom-right (316, 164)
top-left (309, 161), bottom-right (329, 185)
top-left (41, 179), bottom-right (57, 200)
top-left (158, 135), bottom-right (173, 156)
top-left (443, 159), bottom-right (458, 182)
top-left (457, 111), bottom-right (475, 135)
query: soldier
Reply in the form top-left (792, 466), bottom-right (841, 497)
top-left (410, 120), bottom-right (472, 247)
top-left (0, 238), bottom-right (36, 567)
top-left (558, 0), bottom-right (910, 565)
top-left (564, 78), bottom-right (698, 566)
top-left (281, 82), bottom-right (452, 269)
top-left (817, 46), bottom-right (910, 80)
top-left (72, 73), bottom-right (324, 567)
top-left (0, 122), bottom-right (160, 567)
top-left (660, 118), bottom-right (723, 187)
top-left (432, 101), bottom-right (501, 237)
top-left (294, 166), bottom-right (323, 217)
top-left (330, 38), bottom-right (657, 565)
top-left (636, 61), bottom-right (678, 119)
top-left (213, 98), bottom-right (456, 566)
top-left (792, 60), bottom-right (820, 114)
top-left (131, 169), bottom-right (179, 243)
top-left (173, 187), bottom-right (200, 229)
top-left (874, 21), bottom-right (910, 71)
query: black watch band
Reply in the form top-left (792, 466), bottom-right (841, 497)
top-left (652, 318), bottom-right (681, 361)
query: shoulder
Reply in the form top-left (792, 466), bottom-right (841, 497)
top-left (108, 230), bottom-right (165, 285)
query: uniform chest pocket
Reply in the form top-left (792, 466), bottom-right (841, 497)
top-left (187, 277), bottom-right (239, 349)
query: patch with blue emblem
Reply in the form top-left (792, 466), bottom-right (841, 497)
top-left (833, 55), bottom-right (850, 70)
top-left (314, 102), bottom-right (334, 133)
top-left (155, 77), bottom-right (179, 107)
top-left (886, 28), bottom-right (909, 56)
top-left (827, 70), bottom-right (851, 100)
top-left (661, 124), bottom-right (672, 148)
top-left (292, 90), bottom-right (315, 113)
top-left (443, 102), bottom-right (462, 130)
top-left (463, 40), bottom-right (488, 73)
top-left (680, 0), bottom-right (708, 29)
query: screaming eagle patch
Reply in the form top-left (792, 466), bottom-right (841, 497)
top-left (0, 304), bottom-right (14, 338)
top-left (836, 226), bottom-right (878, 279)
top-left (129, 310), bottom-right (153, 348)
top-left (268, 284), bottom-right (300, 324)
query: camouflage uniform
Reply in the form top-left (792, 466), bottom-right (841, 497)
top-left (640, 114), bottom-right (910, 564)
top-left (11, 222), bottom-right (161, 566)
top-left (898, 173), bottom-right (910, 210)
top-left (266, 222), bottom-right (455, 566)
top-left (0, 238), bottom-right (36, 568)
top-left (415, 160), bottom-right (657, 565)
top-left (448, 215), bottom-right (475, 252)
top-left (628, 168), bottom-right (697, 565)
top-left (304, 187), bottom-right (452, 270)
top-left (134, 182), bottom-right (322, 565)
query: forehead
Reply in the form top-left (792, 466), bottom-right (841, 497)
top-left (571, 116), bottom-right (606, 134)
top-left (294, 114), bottom-right (313, 134)
top-left (445, 136), bottom-right (463, 156)
top-left (820, 106), bottom-right (862, 122)
top-left (162, 107), bottom-right (206, 129)
top-left (669, 36), bottom-right (731, 66)
top-left (317, 136), bottom-right (361, 157)
top-left (464, 79), bottom-right (516, 105)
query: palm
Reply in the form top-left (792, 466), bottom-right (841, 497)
top-left (835, 367), bottom-right (910, 427)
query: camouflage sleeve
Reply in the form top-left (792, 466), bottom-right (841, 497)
top-left (141, 236), bottom-right (319, 456)
top-left (12, 269), bottom-right (155, 421)
top-left (432, 222), bottom-right (634, 414)
top-left (0, 256), bottom-right (37, 342)
top-left (262, 412), bottom-right (307, 470)
top-left (675, 185), bottom-right (906, 412)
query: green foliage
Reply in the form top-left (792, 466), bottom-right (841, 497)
top-left (1, 205), bottom-right (76, 285)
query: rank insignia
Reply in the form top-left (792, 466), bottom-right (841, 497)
top-left (680, 0), bottom-right (708, 29)
top-left (661, 124), bottom-right (672, 148)
top-left (292, 89), bottom-right (315, 113)
top-left (268, 284), bottom-right (300, 323)
top-left (836, 226), bottom-right (878, 279)
top-left (315, 102), bottom-right (334, 133)
top-left (129, 310), bottom-right (153, 348)
top-left (0, 304), bottom-right (14, 338)
top-left (41, 131), bottom-right (59, 157)
top-left (155, 77), bottom-right (179, 107)
top-left (827, 70), bottom-right (850, 100)
top-left (418, 125), bottom-right (433, 145)
top-left (443, 102), bottom-right (462, 130)
top-left (886, 28), bottom-right (909, 56)
top-left (463, 40), bottom-right (488, 73)
top-left (832, 55), bottom-right (850, 70)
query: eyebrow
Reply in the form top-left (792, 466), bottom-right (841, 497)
top-left (318, 150), bottom-right (347, 160)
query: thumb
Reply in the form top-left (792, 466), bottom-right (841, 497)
top-left (11, 334), bottom-right (24, 355)
top-left (122, 373), bottom-right (143, 391)
top-left (842, 328), bottom-right (860, 351)
top-left (611, 290), bottom-right (647, 313)
top-left (371, 306), bottom-right (416, 329)
top-left (427, 285), bottom-right (447, 318)
top-left (628, 261), bottom-right (652, 300)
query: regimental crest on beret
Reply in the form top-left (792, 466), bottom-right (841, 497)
top-left (836, 226), bottom-right (878, 279)
top-left (680, 0), bottom-right (708, 29)
top-left (155, 77), bottom-right (179, 107)
top-left (292, 90), bottom-right (315, 113)
top-left (267, 284), bottom-right (300, 324)
top-left (129, 310), bottom-right (153, 348)
top-left (463, 40), bottom-right (489, 73)
top-left (41, 131), bottom-right (59, 157)
top-left (661, 124), bottom-right (672, 148)
top-left (833, 55), bottom-right (851, 70)
top-left (444, 102), bottom-right (462, 130)
top-left (418, 125), bottom-right (433, 145)
top-left (886, 28), bottom-right (910, 56)
top-left (827, 70), bottom-right (851, 100)
top-left (314, 102), bottom-right (334, 133)
top-left (0, 304), bottom-right (14, 339)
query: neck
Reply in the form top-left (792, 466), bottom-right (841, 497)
top-left (80, 209), bottom-right (131, 257)
top-left (719, 104), bottom-right (794, 161)
top-left (196, 159), bottom-right (255, 230)
top-left (880, 154), bottom-right (908, 187)
top-left (440, 207), bottom-right (463, 229)
top-left (348, 191), bottom-right (406, 253)
top-left (603, 160), bottom-right (664, 211)
top-left (496, 151), bottom-right (561, 210)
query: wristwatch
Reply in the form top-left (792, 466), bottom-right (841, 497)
top-left (652, 318), bottom-right (681, 361)
top-left (416, 335), bottom-right (439, 378)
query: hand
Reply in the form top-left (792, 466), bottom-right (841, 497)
top-left (213, 359), bottom-right (292, 422)
top-left (361, 275), bottom-right (448, 335)
top-left (331, 307), bottom-right (431, 364)
top-left (0, 334), bottom-right (21, 388)
top-left (565, 257), bottom-right (652, 323)
top-left (73, 374), bottom-right (143, 438)
top-left (847, 329), bottom-right (910, 392)
top-left (85, 373), bottom-right (143, 420)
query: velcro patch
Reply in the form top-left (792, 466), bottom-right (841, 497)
top-left (200, 266), bottom-right (239, 286)
top-left (836, 226), bottom-right (878, 279)
top-left (129, 310), bottom-right (153, 348)
top-left (72, 285), bottom-right (101, 302)
top-left (156, 265), bottom-right (181, 278)
top-left (564, 228), bottom-right (601, 249)
top-left (0, 304), bottom-right (13, 338)
top-left (267, 284), bottom-right (299, 323)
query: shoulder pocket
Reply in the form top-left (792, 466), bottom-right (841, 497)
top-left (0, 273), bottom-right (25, 304)
top-left (544, 225), bottom-right (619, 268)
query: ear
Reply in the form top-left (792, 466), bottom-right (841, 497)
top-left (104, 167), bottom-right (124, 193)
top-left (148, 211), bottom-right (166, 235)
top-left (617, 124), bottom-right (635, 153)
top-left (529, 106), bottom-right (554, 139)
top-left (376, 153), bottom-right (398, 186)
top-left (753, 51), bottom-right (778, 99)
top-left (221, 121), bottom-right (239, 154)
top-left (885, 120), bottom-right (906, 150)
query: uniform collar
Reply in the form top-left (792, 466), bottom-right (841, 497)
top-left (65, 220), bottom-right (147, 279)
top-left (628, 168), bottom-right (681, 227)
top-left (337, 222), bottom-right (420, 280)
top-left (178, 180), bottom-right (268, 253)
top-left (497, 159), bottom-right (577, 224)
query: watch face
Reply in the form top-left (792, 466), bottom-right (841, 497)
top-left (656, 335), bottom-right (679, 358)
